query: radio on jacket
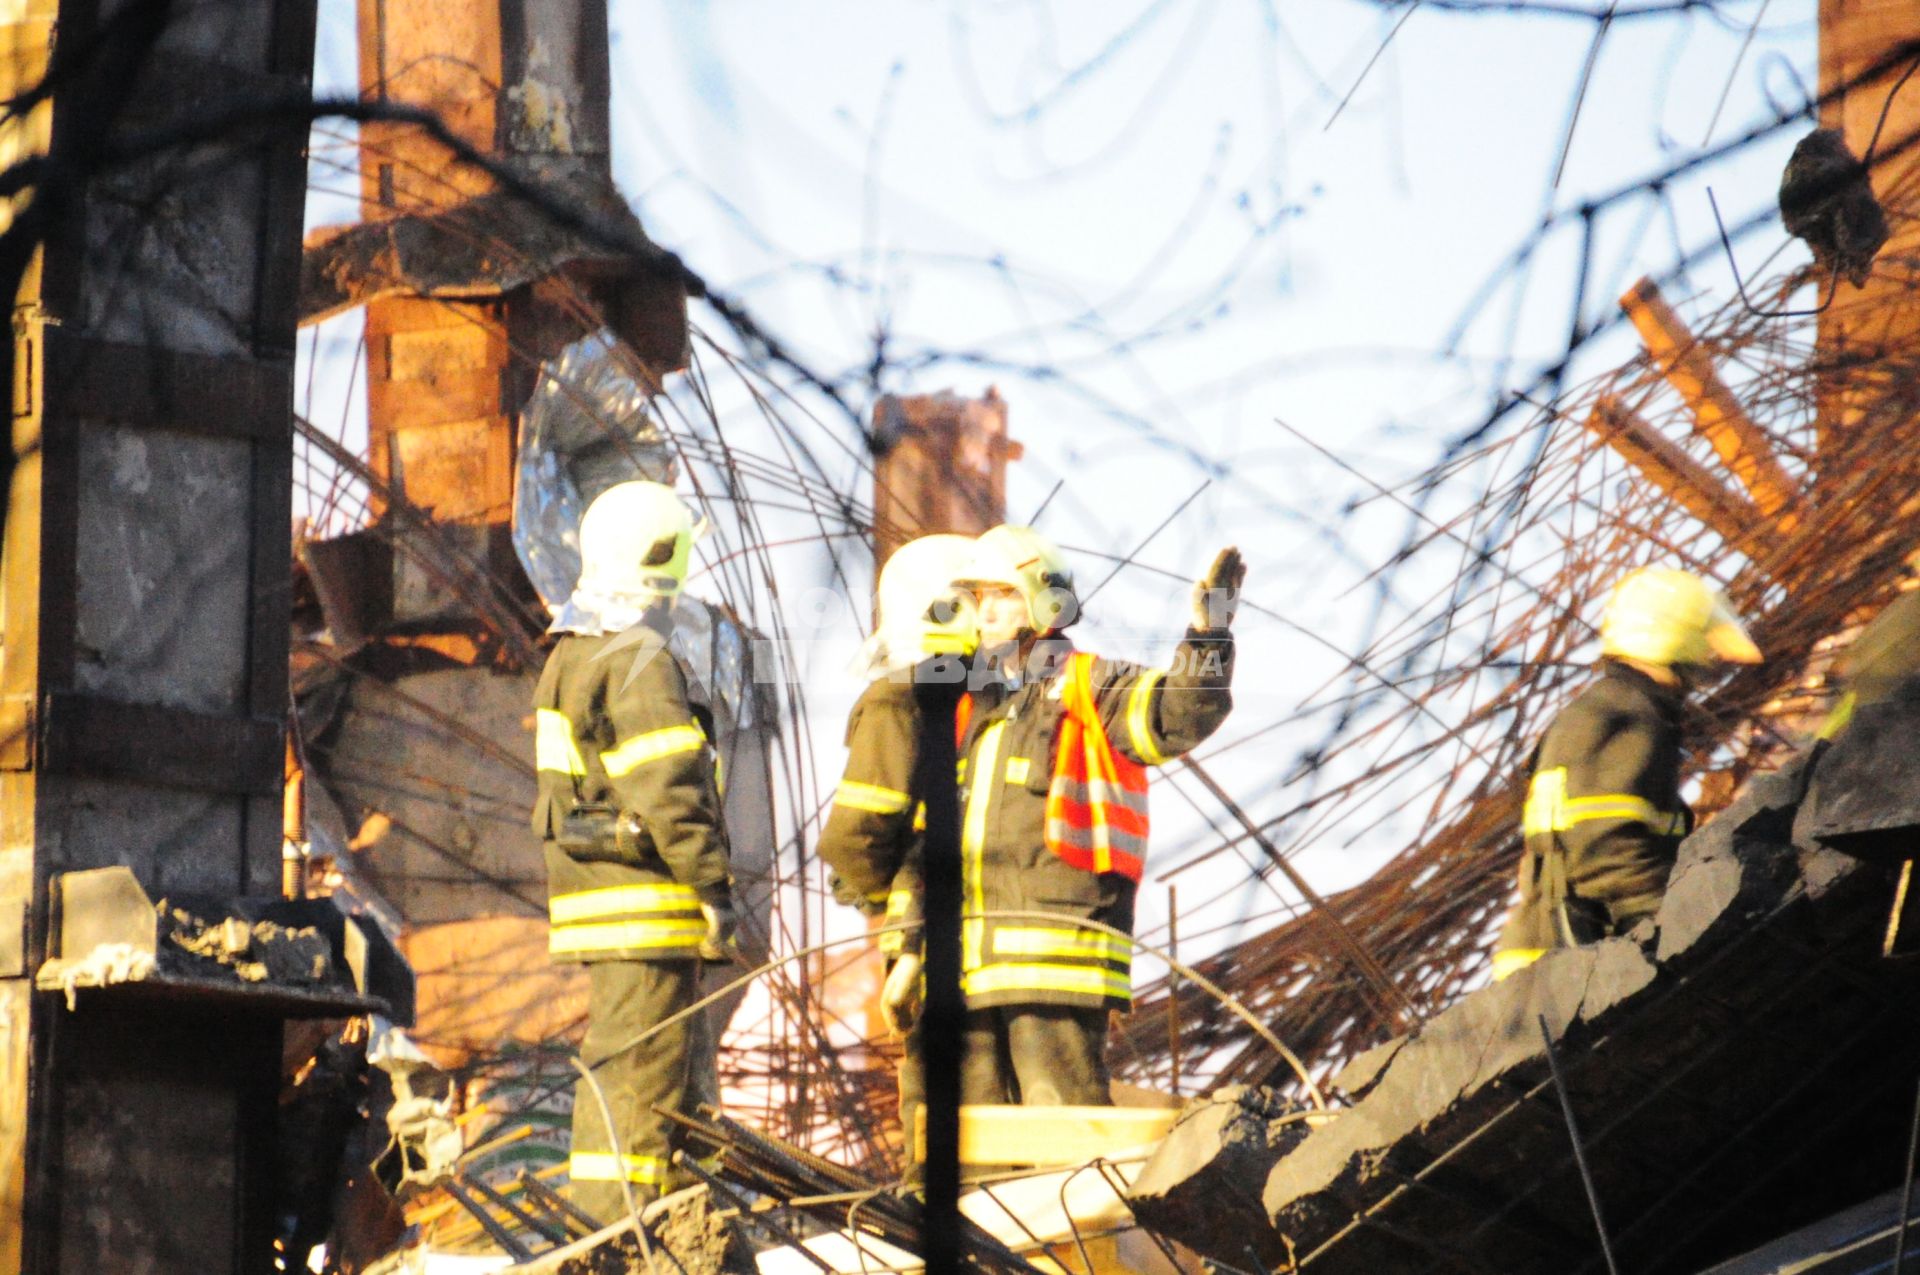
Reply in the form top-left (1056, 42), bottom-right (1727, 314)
top-left (555, 805), bottom-right (649, 863)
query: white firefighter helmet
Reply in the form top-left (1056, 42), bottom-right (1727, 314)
top-left (876, 534), bottom-right (979, 659)
top-left (1601, 567), bottom-right (1761, 669)
top-left (576, 481), bottom-right (700, 602)
top-left (954, 524), bottom-right (1079, 633)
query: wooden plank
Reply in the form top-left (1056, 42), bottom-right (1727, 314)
top-left (42, 330), bottom-right (292, 441)
top-left (1619, 278), bottom-right (1805, 529)
top-left (38, 692), bottom-right (283, 796)
top-left (912, 1104), bottom-right (1181, 1167)
top-left (1584, 396), bottom-right (1776, 568)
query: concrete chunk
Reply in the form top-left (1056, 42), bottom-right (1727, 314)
top-left (1127, 1088), bottom-right (1313, 1269)
top-left (1231, 715), bottom-right (1919, 1272)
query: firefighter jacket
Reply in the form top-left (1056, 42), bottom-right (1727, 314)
top-left (1497, 659), bottom-right (1691, 956)
top-left (532, 616), bottom-right (732, 964)
top-left (1822, 588), bottom-right (1920, 738)
top-left (817, 674), bottom-right (927, 960)
top-left (957, 629), bottom-right (1235, 1012)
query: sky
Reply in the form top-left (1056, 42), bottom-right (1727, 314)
top-left (297, 0), bottom-right (1824, 987)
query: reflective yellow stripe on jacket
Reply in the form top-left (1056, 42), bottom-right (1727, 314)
top-left (601, 723), bottom-right (706, 778)
top-left (1522, 767), bottom-right (1687, 839)
top-left (968, 924), bottom-right (1134, 1001)
top-left (990, 925), bottom-right (1131, 964)
top-left (960, 721), bottom-right (1008, 979)
top-left (834, 779), bottom-right (912, 815)
top-left (961, 962), bottom-right (1132, 1001)
top-left (568, 1151), bottom-right (668, 1186)
top-left (548, 881), bottom-right (705, 960)
top-left (1125, 669), bottom-right (1169, 766)
top-left (879, 888), bottom-right (917, 957)
top-left (536, 707), bottom-right (588, 776)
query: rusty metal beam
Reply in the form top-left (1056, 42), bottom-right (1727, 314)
top-left (1620, 278), bottom-right (1806, 530)
top-left (1182, 758), bottom-right (1417, 1033)
top-left (1583, 395), bottom-right (1774, 566)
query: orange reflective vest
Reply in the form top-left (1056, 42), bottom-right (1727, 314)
top-left (1047, 652), bottom-right (1149, 881)
top-left (956, 654), bottom-right (1150, 882)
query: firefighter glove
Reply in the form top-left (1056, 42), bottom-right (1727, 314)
top-left (699, 902), bottom-right (738, 962)
top-left (1191, 546), bottom-right (1246, 632)
top-left (880, 951), bottom-right (923, 1035)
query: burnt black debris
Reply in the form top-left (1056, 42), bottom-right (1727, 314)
top-left (1780, 129), bottom-right (1890, 289)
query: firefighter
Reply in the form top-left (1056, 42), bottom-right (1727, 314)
top-left (1491, 567), bottom-right (1760, 981)
top-left (815, 533), bottom-right (979, 1154)
top-left (1819, 585), bottom-right (1920, 739)
top-left (948, 525), bottom-right (1242, 1107)
top-left (531, 480), bottom-right (735, 1222)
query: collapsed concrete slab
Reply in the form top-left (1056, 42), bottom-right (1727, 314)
top-left (1130, 716), bottom-right (1920, 1274)
top-left (1127, 1088), bottom-right (1316, 1271)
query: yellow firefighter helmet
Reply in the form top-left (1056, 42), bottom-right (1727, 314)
top-left (1601, 568), bottom-right (1761, 668)
top-left (954, 525), bottom-right (1079, 633)
top-left (576, 481), bottom-right (700, 602)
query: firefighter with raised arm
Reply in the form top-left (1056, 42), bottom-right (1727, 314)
top-left (531, 481), bottom-right (735, 1222)
top-left (815, 533), bottom-right (978, 1154)
top-left (1491, 568), bottom-right (1761, 981)
top-left (948, 526), bottom-right (1242, 1106)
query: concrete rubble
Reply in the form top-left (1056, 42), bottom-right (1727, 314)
top-left (1128, 706), bottom-right (1920, 1273)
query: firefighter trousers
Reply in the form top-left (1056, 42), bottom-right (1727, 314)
top-left (569, 959), bottom-right (701, 1224)
top-left (897, 1006), bottom-right (1109, 1172)
top-left (978, 1005), bottom-right (1111, 1106)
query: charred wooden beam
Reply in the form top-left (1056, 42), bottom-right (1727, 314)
top-left (298, 159), bottom-right (688, 377)
top-left (39, 330), bottom-right (293, 441)
top-left (1620, 278), bottom-right (1807, 530)
top-left (36, 693), bottom-right (284, 797)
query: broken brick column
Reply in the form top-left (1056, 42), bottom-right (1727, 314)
top-left (870, 387), bottom-right (1019, 571)
top-left (353, 0), bottom-right (651, 629)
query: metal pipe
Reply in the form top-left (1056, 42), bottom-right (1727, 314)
top-left (441, 1179), bottom-right (534, 1263)
top-left (1183, 757), bottom-right (1416, 1031)
top-left (459, 1172), bottom-right (570, 1247)
top-left (1537, 1014), bottom-right (1621, 1275)
top-left (674, 1152), bottom-right (838, 1275)
top-left (516, 1169), bottom-right (601, 1238)
top-left (915, 672), bottom-right (966, 1275)
top-left (1168, 884), bottom-right (1181, 1097)
top-left (1894, 1073), bottom-right (1920, 1273)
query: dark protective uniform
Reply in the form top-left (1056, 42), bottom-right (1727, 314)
top-left (956, 629), bottom-right (1234, 1106)
top-left (1496, 659), bottom-right (1691, 956)
top-left (1823, 587), bottom-right (1920, 737)
top-left (532, 614), bottom-right (732, 1222)
top-left (816, 672), bottom-right (936, 1149)
top-left (817, 674), bottom-right (928, 951)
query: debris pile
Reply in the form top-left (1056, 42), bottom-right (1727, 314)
top-left (160, 901), bottom-right (333, 984)
top-left (1127, 702), bottom-right (1920, 1273)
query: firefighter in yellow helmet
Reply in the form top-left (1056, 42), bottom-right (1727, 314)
top-left (814, 533), bottom-right (978, 1158)
top-left (949, 526), bottom-right (1243, 1106)
top-left (1491, 568), bottom-right (1761, 981)
top-left (531, 481), bottom-right (734, 1221)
